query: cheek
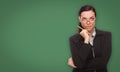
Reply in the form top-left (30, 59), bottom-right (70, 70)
top-left (81, 22), bottom-right (95, 29)
top-left (91, 22), bottom-right (95, 26)
top-left (80, 22), bottom-right (86, 27)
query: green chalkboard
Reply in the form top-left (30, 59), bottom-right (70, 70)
top-left (0, 0), bottom-right (120, 72)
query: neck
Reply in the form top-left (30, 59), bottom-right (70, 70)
top-left (88, 28), bottom-right (94, 37)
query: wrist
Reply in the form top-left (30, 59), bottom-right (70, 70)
top-left (84, 38), bottom-right (89, 44)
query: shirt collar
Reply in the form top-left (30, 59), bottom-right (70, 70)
top-left (92, 28), bottom-right (96, 37)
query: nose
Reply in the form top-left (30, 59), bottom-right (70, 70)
top-left (86, 21), bottom-right (90, 25)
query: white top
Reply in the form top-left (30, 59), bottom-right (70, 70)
top-left (89, 28), bottom-right (96, 46)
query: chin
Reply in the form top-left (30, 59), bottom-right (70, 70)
top-left (87, 29), bottom-right (92, 32)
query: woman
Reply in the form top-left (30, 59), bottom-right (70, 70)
top-left (68, 5), bottom-right (112, 72)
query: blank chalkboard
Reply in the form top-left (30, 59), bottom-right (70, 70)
top-left (0, 0), bottom-right (119, 72)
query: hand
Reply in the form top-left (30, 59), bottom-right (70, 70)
top-left (80, 29), bottom-right (90, 44)
top-left (68, 57), bottom-right (77, 68)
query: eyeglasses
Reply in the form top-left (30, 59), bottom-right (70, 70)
top-left (81, 17), bottom-right (95, 22)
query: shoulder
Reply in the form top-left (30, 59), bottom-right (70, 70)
top-left (69, 33), bottom-right (83, 43)
top-left (96, 29), bottom-right (112, 36)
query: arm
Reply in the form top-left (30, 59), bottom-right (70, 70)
top-left (69, 32), bottom-right (112, 70)
top-left (69, 36), bottom-right (92, 69)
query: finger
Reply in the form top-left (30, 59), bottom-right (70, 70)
top-left (68, 58), bottom-right (77, 68)
top-left (68, 61), bottom-right (77, 68)
top-left (71, 64), bottom-right (77, 68)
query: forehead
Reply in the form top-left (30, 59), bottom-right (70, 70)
top-left (81, 10), bottom-right (95, 18)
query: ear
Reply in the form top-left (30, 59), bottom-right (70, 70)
top-left (78, 16), bottom-right (81, 22)
top-left (94, 18), bottom-right (96, 23)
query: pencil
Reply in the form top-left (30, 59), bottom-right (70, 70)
top-left (77, 25), bottom-right (83, 30)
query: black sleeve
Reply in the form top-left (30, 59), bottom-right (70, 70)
top-left (85, 32), bottom-right (112, 70)
top-left (69, 32), bottom-right (112, 70)
top-left (69, 36), bottom-right (92, 69)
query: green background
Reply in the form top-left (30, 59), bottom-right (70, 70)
top-left (0, 0), bottom-right (119, 72)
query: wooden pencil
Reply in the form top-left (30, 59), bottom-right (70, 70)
top-left (77, 25), bottom-right (83, 30)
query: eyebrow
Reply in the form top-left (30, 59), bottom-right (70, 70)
top-left (81, 16), bottom-right (95, 19)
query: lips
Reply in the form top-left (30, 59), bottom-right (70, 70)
top-left (86, 26), bottom-right (91, 29)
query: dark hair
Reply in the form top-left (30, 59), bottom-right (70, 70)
top-left (78, 5), bottom-right (96, 32)
top-left (78, 5), bottom-right (96, 17)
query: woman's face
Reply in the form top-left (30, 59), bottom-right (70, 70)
top-left (78, 10), bottom-right (96, 33)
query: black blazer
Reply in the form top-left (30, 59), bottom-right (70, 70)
top-left (69, 29), bottom-right (111, 72)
